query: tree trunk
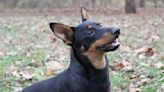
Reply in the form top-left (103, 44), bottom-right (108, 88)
top-left (138, 0), bottom-right (145, 7)
top-left (4, 0), bottom-right (18, 8)
top-left (125, 0), bottom-right (137, 13)
top-left (0, 0), bottom-right (5, 8)
top-left (153, 0), bottom-right (158, 8)
top-left (37, 0), bottom-right (44, 12)
top-left (91, 0), bottom-right (96, 6)
top-left (91, 0), bottom-right (96, 4)
top-left (162, 0), bottom-right (164, 4)
top-left (72, 0), bottom-right (78, 7)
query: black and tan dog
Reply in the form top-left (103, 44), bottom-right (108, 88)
top-left (22, 7), bottom-right (120, 92)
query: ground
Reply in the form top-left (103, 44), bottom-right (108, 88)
top-left (0, 8), bottom-right (164, 92)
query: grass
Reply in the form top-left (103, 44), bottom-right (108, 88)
top-left (0, 9), bottom-right (164, 92)
top-left (108, 25), bottom-right (164, 91)
top-left (110, 71), bottom-right (130, 90)
top-left (0, 55), bottom-right (32, 76)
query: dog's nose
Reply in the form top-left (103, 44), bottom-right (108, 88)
top-left (112, 28), bottom-right (120, 35)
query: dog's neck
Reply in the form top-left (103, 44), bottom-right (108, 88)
top-left (69, 48), bottom-right (109, 83)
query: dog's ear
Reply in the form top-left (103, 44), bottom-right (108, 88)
top-left (49, 23), bottom-right (75, 45)
top-left (81, 7), bottom-right (90, 22)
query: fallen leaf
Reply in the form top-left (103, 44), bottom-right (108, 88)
top-left (0, 51), bottom-right (5, 57)
top-left (135, 88), bottom-right (141, 92)
top-left (46, 68), bottom-right (55, 76)
top-left (6, 65), bottom-right (19, 77)
top-left (129, 75), bottom-right (139, 80)
top-left (144, 47), bottom-right (155, 56)
top-left (7, 65), bottom-right (35, 80)
top-left (153, 62), bottom-right (164, 69)
top-left (129, 83), bottom-right (141, 92)
top-left (141, 78), bottom-right (151, 85)
top-left (28, 59), bottom-right (44, 67)
top-left (115, 63), bottom-right (125, 70)
top-left (20, 71), bottom-right (35, 80)
top-left (112, 60), bottom-right (132, 70)
top-left (46, 61), bottom-right (63, 71)
top-left (123, 66), bottom-right (134, 72)
top-left (145, 34), bottom-right (160, 42)
top-left (134, 46), bottom-right (155, 57)
top-left (51, 37), bottom-right (56, 42)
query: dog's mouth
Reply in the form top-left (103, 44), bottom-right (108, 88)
top-left (96, 38), bottom-right (120, 52)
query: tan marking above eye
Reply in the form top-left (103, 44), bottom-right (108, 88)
top-left (87, 25), bottom-right (93, 29)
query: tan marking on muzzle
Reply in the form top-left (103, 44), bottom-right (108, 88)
top-left (85, 50), bottom-right (105, 69)
top-left (94, 32), bottom-right (115, 48)
top-left (84, 32), bottom-right (115, 69)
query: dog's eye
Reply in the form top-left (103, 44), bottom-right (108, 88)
top-left (86, 30), bottom-right (94, 36)
top-left (86, 25), bottom-right (95, 36)
top-left (96, 23), bottom-right (102, 27)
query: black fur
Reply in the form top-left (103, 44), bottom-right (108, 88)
top-left (22, 50), bottom-right (110, 92)
top-left (22, 7), bottom-right (120, 92)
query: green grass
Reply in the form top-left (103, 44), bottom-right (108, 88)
top-left (0, 10), bottom-right (164, 92)
top-left (0, 55), bottom-right (32, 76)
top-left (111, 71), bottom-right (130, 88)
top-left (143, 86), bottom-right (156, 92)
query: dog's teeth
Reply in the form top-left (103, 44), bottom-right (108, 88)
top-left (112, 40), bottom-right (120, 46)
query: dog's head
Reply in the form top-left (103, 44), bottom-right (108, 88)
top-left (49, 7), bottom-right (120, 69)
top-left (49, 7), bottom-right (120, 52)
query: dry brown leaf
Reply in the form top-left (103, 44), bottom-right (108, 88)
top-left (135, 88), bottom-right (141, 92)
top-left (7, 65), bottom-right (35, 80)
top-left (111, 60), bottom-right (132, 71)
top-left (115, 63), bottom-right (125, 70)
top-left (20, 71), bottom-right (35, 80)
top-left (145, 34), bottom-right (160, 42)
top-left (52, 37), bottom-right (56, 42)
top-left (123, 66), bottom-right (134, 72)
top-left (121, 60), bottom-right (134, 72)
top-left (129, 75), bottom-right (139, 80)
top-left (134, 46), bottom-right (148, 54)
top-left (144, 47), bottom-right (155, 56)
top-left (134, 46), bottom-right (155, 57)
top-left (46, 61), bottom-right (63, 71)
top-left (6, 65), bottom-right (19, 77)
top-left (141, 78), bottom-right (151, 85)
top-left (29, 60), bottom-right (44, 67)
top-left (153, 62), bottom-right (164, 69)
top-left (0, 51), bottom-right (5, 57)
top-left (129, 83), bottom-right (141, 92)
top-left (46, 68), bottom-right (55, 76)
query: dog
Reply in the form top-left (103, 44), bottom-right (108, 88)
top-left (22, 7), bottom-right (120, 92)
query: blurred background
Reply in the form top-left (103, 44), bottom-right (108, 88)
top-left (0, 0), bottom-right (164, 92)
top-left (0, 0), bottom-right (164, 9)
